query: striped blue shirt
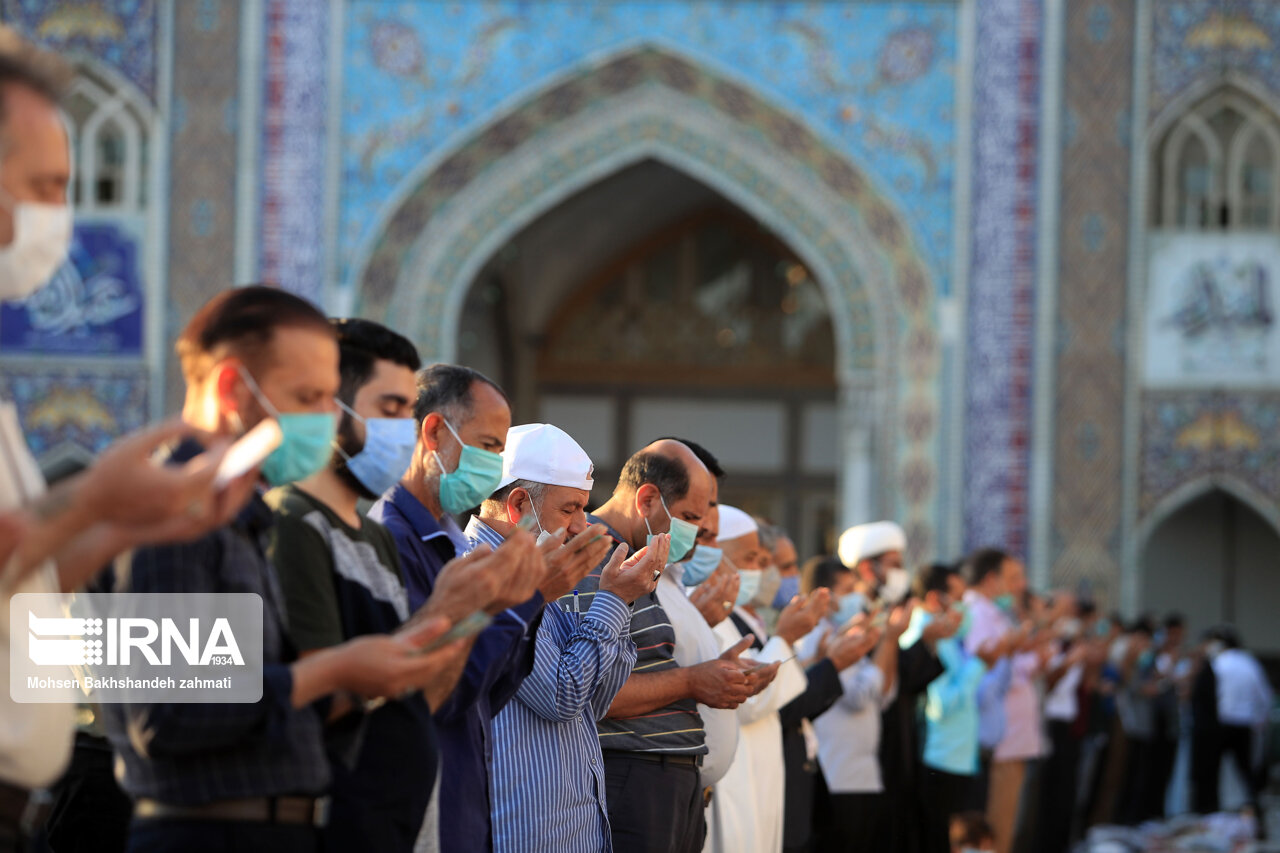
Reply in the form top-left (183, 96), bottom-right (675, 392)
top-left (489, 587), bottom-right (635, 853)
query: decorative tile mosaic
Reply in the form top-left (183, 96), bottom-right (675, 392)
top-left (1151, 0), bottom-right (1280, 122)
top-left (163, 0), bottom-right (240, 405)
top-left (352, 46), bottom-right (944, 559)
top-left (340, 1), bottom-right (958, 295)
top-left (962, 0), bottom-right (1041, 559)
top-left (259, 0), bottom-right (328, 303)
top-left (0, 365), bottom-right (149, 461)
top-left (1051, 0), bottom-right (1135, 600)
top-left (0, 0), bottom-right (157, 100)
top-left (1140, 391), bottom-right (1280, 514)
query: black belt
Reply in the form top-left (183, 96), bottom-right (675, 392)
top-left (604, 752), bottom-right (702, 768)
top-left (0, 781), bottom-right (51, 838)
top-left (134, 796), bottom-right (329, 827)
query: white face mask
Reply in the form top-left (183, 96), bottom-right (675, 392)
top-left (880, 566), bottom-right (911, 603)
top-left (0, 195), bottom-right (72, 301)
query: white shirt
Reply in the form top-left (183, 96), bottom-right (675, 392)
top-left (656, 563), bottom-right (738, 786)
top-left (0, 401), bottom-right (76, 788)
top-left (1213, 648), bottom-right (1273, 728)
top-left (704, 609), bottom-right (805, 853)
top-left (1043, 652), bottom-right (1083, 722)
top-left (799, 620), bottom-right (895, 792)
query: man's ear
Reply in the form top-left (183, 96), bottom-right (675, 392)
top-left (213, 360), bottom-right (246, 418)
top-left (634, 482), bottom-right (660, 516)
top-left (420, 412), bottom-right (444, 452)
top-left (506, 488), bottom-right (529, 523)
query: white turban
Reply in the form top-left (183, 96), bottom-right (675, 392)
top-left (837, 521), bottom-right (906, 567)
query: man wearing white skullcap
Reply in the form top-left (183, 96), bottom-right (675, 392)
top-left (704, 504), bottom-right (824, 853)
top-left (826, 520), bottom-right (955, 852)
top-left (472, 424), bottom-right (665, 853)
top-left (837, 520), bottom-right (911, 604)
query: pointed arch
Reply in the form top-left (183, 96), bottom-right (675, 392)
top-left (349, 46), bottom-right (944, 555)
top-left (62, 58), bottom-right (156, 215)
top-left (1151, 78), bottom-right (1280, 229)
top-left (1135, 474), bottom-right (1280, 560)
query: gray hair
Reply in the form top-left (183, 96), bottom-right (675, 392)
top-left (482, 479), bottom-right (547, 518)
top-left (756, 520), bottom-right (787, 553)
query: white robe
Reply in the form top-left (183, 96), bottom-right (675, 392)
top-left (655, 564), bottom-right (739, 786)
top-left (703, 610), bottom-right (807, 853)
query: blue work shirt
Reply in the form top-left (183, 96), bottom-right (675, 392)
top-left (368, 484), bottom-right (542, 853)
top-left (900, 608), bottom-right (987, 777)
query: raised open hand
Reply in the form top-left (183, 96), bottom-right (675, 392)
top-left (539, 523), bottom-right (614, 601)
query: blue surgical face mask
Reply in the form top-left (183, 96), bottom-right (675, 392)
top-left (237, 366), bottom-right (336, 487)
top-left (833, 591), bottom-right (867, 627)
top-left (995, 593), bottom-right (1016, 613)
top-left (433, 417), bottom-right (504, 515)
top-left (736, 568), bottom-right (762, 606)
top-left (772, 574), bottom-right (801, 609)
top-left (682, 544), bottom-right (722, 586)
top-left (645, 493), bottom-right (698, 563)
top-left (333, 400), bottom-right (417, 498)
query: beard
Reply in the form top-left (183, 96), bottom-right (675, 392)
top-left (332, 414), bottom-right (379, 501)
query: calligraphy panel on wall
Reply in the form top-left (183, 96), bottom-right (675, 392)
top-left (1144, 233), bottom-right (1280, 389)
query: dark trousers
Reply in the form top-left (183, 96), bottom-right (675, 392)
top-left (0, 824), bottom-right (30, 853)
top-left (603, 754), bottom-right (704, 853)
top-left (922, 767), bottom-right (980, 853)
top-left (1146, 736), bottom-right (1178, 820)
top-left (45, 733), bottom-right (132, 853)
top-left (1191, 726), bottom-right (1222, 815)
top-left (1036, 720), bottom-right (1081, 853)
top-left (883, 775), bottom-right (928, 853)
top-left (1119, 736), bottom-right (1154, 825)
top-left (126, 819), bottom-right (318, 853)
top-left (1221, 724), bottom-right (1262, 809)
top-left (815, 792), bottom-right (885, 852)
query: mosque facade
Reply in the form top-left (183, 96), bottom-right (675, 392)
top-left (3, 0), bottom-right (1279, 652)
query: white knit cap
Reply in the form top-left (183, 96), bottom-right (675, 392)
top-left (717, 504), bottom-right (758, 542)
top-left (498, 423), bottom-right (594, 491)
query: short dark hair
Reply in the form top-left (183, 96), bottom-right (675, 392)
top-left (412, 363), bottom-right (508, 428)
top-left (1129, 614), bottom-right (1156, 637)
top-left (0, 28), bottom-right (70, 127)
top-left (659, 437), bottom-right (725, 480)
top-left (1209, 624), bottom-right (1242, 649)
top-left (1163, 612), bottom-right (1185, 631)
top-left (961, 547), bottom-right (1009, 588)
top-left (914, 562), bottom-right (958, 598)
top-left (176, 285), bottom-right (333, 383)
top-left (806, 555), bottom-right (850, 593)
top-left (616, 449), bottom-right (690, 504)
top-left (331, 318), bottom-right (421, 404)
